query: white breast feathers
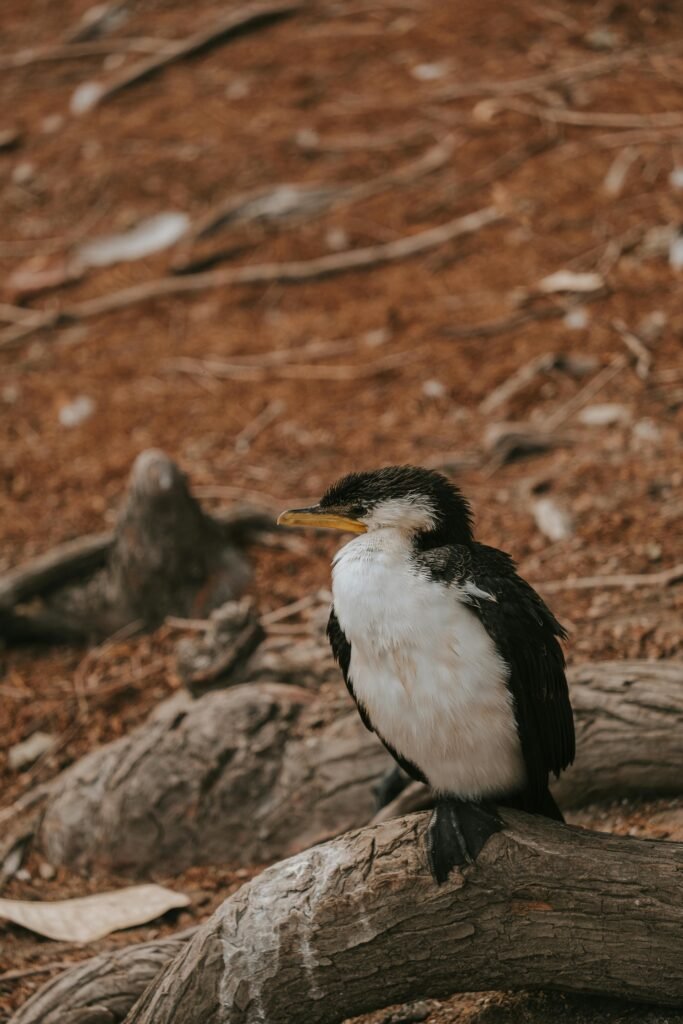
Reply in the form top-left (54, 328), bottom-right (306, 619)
top-left (331, 531), bottom-right (526, 800)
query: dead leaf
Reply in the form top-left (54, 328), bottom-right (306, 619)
top-left (0, 884), bottom-right (190, 942)
top-left (537, 270), bottom-right (605, 294)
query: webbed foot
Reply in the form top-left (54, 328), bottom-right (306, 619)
top-left (426, 798), bottom-right (502, 884)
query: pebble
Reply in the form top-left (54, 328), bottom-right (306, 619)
top-left (422, 379), bottom-right (447, 399)
top-left (59, 395), bottom-right (96, 428)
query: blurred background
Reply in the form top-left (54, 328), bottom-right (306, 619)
top-left (1, 0), bottom-right (682, 1018)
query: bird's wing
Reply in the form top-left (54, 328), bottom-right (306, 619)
top-left (326, 608), bottom-right (374, 732)
top-left (417, 543), bottom-right (575, 803)
top-left (326, 608), bottom-right (429, 784)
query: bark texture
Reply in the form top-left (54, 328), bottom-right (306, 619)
top-left (553, 659), bottom-right (683, 806)
top-left (37, 683), bottom-right (390, 874)
top-left (10, 931), bottom-right (194, 1024)
top-left (29, 659), bottom-right (683, 875)
top-left (123, 810), bottom-right (683, 1024)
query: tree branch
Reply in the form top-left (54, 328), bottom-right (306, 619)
top-left (123, 810), bottom-right (683, 1024)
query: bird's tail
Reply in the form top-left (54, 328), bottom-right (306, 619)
top-left (502, 785), bottom-right (565, 823)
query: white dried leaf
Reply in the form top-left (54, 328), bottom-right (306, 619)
top-left (538, 271), bottom-right (604, 294)
top-left (578, 403), bottom-right (631, 426)
top-left (77, 212), bottom-right (189, 267)
top-left (0, 884), bottom-right (190, 943)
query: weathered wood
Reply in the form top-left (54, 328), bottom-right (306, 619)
top-left (0, 450), bottom-right (254, 643)
top-left (36, 683), bottom-right (390, 875)
top-left (555, 659), bottom-right (683, 806)
top-left (25, 660), bottom-right (683, 875)
top-left (176, 598), bottom-right (266, 696)
top-left (122, 810), bottom-right (683, 1023)
top-left (0, 533), bottom-right (111, 609)
top-left (10, 930), bottom-right (195, 1024)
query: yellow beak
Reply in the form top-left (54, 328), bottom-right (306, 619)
top-left (277, 507), bottom-right (367, 534)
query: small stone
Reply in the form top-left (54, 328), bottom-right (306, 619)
top-left (669, 167), bottom-right (683, 190)
top-left (563, 307), bottom-right (588, 330)
top-left (295, 128), bottom-right (319, 149)
top-left (325, 227), bottom-right (348, 251)
top-left (70, 81), bottom-right (104, 115)
top-left (646, 542), bottom-right (662, 562)
top-left (225, 77), bottom-right (250, 100)
top-left (12, 161), bottom-right (35, 185)
top-left (632, 418), bottom-right (661, 445)
top-left (422, 379), bottom-right (447, 399)
top-left (41, 113), bottom-right (64, 134)
top-left (59, 395), bottom-right (96, 428)
top-left (584, 27), bottom-right (622, 50)
top-left (39, 861), bottom-right (56, 880)
top-left (411, 62), bottom-right (448, 81)
top-left (362, 328), bottom-right (390, 347)
top-left (15, 868), bottom-right (32, 882)
top-left (8, 731), bottom-right (56, 771)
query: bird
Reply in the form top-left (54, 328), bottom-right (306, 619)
top-left (277, 465), bottom-right (575, 884)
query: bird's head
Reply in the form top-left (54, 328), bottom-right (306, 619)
top-left (277, 465), bottom-right (473, 548)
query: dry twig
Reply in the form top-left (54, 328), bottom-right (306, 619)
top-left (493, 98), bottom-right (683, 131)
top-left (536, 563), bottom-right (683, 593)
top-left (72, 1), bottom-right (302, 111)
top-left (0, 207), bottom-right (502, 348)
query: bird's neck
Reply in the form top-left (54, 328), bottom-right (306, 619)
top-left (333, 527), bottom-right (415, 568)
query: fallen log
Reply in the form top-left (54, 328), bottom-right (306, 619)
top-left (10, 929), bottom-right (195, 1024)
top-left (122, 810), bottom-right (683, 1023)
top-left (36, 682), bottom-right (390, 875)
top-left (23, 659), bottom-right (683, 875)
top-left (0, 533), bottom-right (111, 609)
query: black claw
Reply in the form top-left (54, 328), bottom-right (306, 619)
top-left (426, 798), bottom-right (503, 884)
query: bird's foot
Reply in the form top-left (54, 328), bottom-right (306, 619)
top-left (373, 765), bottom-right (410, 810)
top-left (426, 798), bottom-right (503, 884)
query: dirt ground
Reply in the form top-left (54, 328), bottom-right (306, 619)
top-left (0, 0), bottom-right (682, 1019)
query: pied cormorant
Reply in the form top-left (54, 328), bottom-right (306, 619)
top-left (278, 465), bottom-right (575, 883)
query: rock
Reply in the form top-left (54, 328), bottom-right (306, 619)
top-left (9, 731), bottom-right (56, 771)
top-left (58, 395), bottom-right (96, 428)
